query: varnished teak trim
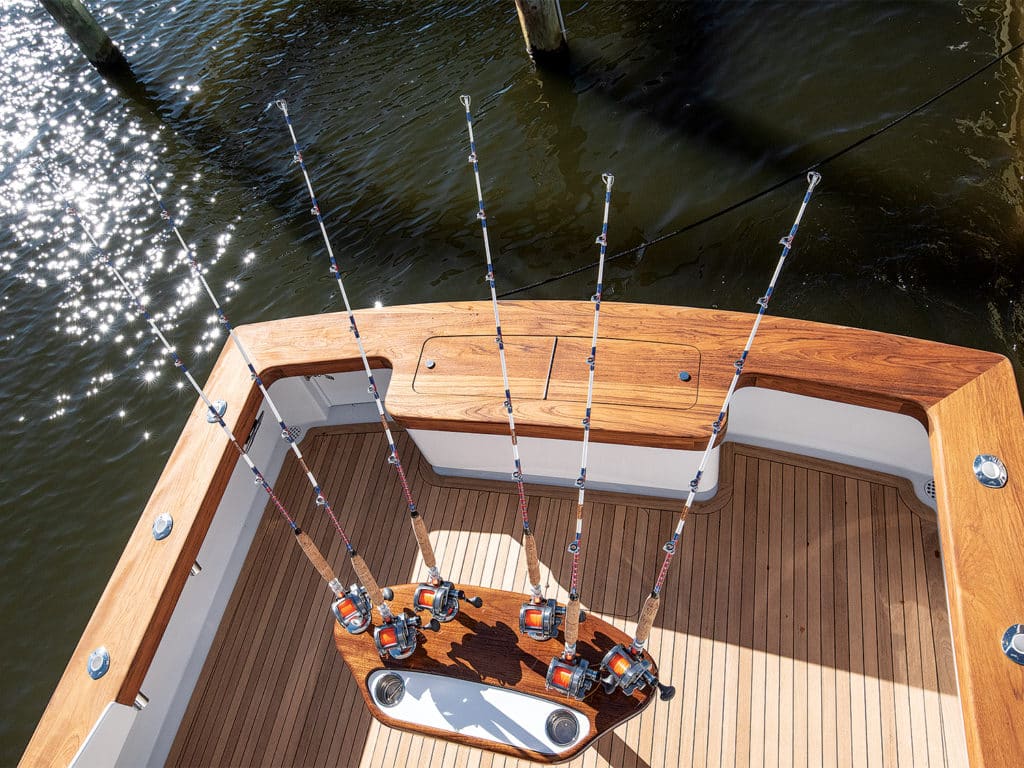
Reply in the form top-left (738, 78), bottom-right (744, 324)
top-left (20, 301), bottom-right (1023, 767)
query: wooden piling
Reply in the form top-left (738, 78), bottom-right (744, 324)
top-left (513, 0), bottom-right (567, 58)
top-left (39, 0), bottom-right (129, 72)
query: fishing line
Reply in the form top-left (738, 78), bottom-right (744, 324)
top-left (561, 171), bottom-right (613, 662)
top-left (498, 39), bottom-right (1024, 299)
top-left (625, 171), bottom-right (822, 664)
top-left (45, 177), bottom-right (368, 608)
top-left (272, 100), bottom-right (481, 623)
top-left (143, 177), bottom-right (396, 624)
top-left (459, 94), bottom-right (547, 608)
top-left (543, 171), bottom-right (616, 702)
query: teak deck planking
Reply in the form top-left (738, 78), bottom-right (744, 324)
top-left (167, 426), bottom-right (968, 767)
top-left (20, 302), bottom-right (1024, 767)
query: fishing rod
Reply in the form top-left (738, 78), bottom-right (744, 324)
top-left (271, 99), bottom-right (481, 625)
top-left (141, 178), bottom-right (440, 658)
top-left (600, 170), bottom-right (823, 700)
top-left (50, 176), bottom-right (434, 661)
top-left (458, 94), bottom-right (560, 640)
top-left (545, 172), bottom-right (615, 702)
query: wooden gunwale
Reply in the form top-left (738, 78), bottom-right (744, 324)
top-left (20, 300), bottom-right (1024, 767)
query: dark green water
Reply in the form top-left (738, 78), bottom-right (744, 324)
top-left (1, 0), bottom-right (1022, 760)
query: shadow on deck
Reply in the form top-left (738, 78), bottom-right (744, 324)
top-left (167, 424), bottom-right (966, 767)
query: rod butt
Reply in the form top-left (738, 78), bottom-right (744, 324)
top-left (411, 514), bottom-right (437, 571)
top-left (294, 529), bottom-right (339, 592)
top-left (350, 552), bottom-right (386, 607)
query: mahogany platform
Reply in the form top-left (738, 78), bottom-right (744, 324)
top-left (334, 583), bottom-right (655, 763)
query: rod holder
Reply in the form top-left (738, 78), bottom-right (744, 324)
top-left (1003, 624), bottom-right (1024, 665)
top-left (974, 454), bottom-right (1007, 488)
top-left (205, 399), bottom-right (227, 423)
top-left (86, 647), bottom-right (110, 680)
top-left (152, 512), bottom-right (173, 541)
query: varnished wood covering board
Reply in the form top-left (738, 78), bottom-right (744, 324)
top-left (546, 337), bottom-right (699, 410)
top-left (926, 360), bottom-right (1024, 767)
top-left (21, 301), bottom-right (1021, 768)
top-left (415, 334), bottom-right (700, 410)
top-left (335, 584), bottom-right (652, 763)
top-left (414, 335), bottom-right (555, 399)
top-left (168, 426), bottom-right (968, 767)
top-left (234, 302), bottom-right (1001, 444)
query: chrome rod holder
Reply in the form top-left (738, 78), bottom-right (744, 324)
top-left (973, 455), bottom-right (1007, 488)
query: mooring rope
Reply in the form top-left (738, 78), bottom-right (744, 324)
top-left (458, 93), bottom-right (547, 603)
top-left (271, 99), bottom-right (445, 586)
top-left (48, 181), bottom-right (368, 604)
top-left (630, 171), bottom-right (823, 654)
top-left (561, 170), bottom-right (614, 661)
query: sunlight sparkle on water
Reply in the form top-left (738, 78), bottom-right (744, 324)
top-left (0, 0), bottom-right (246, 428)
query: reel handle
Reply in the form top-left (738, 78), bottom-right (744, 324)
top-left (456, 589), bottom-right (483, 608)
top-left (657, 681), bottom-right (676, 701)
top-left (425, 618), bottom-right (442, 632)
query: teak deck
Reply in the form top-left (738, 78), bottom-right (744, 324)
top-left (167, 425), bottom-right (968, 767)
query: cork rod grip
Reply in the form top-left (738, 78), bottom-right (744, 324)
top-left (294, 530), bottom-right (338, 587)
top-left (411, 515), bottom-right (436, 569)
top-left (524, 531), bottom-right (542, 588)
top-left (563, 595), bottom-right (581, 648)
top-left (634, 593), bottom-right (661, 645)
top-left (350, 553), bottom-right (386, 606)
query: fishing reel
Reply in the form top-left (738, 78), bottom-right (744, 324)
top-left (413, 580), bottom-right (483, 623)
top-left (373, 612), bottom-right (440, 660)
top-left (331, 584), bottom-right (373, 635)
top-left (546, 656), bottom-right (599, 700)
top-left (599, 644), bottom-right (676, 701)
top-left (519, 598), bottom-right (576, 642)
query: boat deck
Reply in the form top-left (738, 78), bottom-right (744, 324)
top-left (167, 424), bottom-right (967, 767)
